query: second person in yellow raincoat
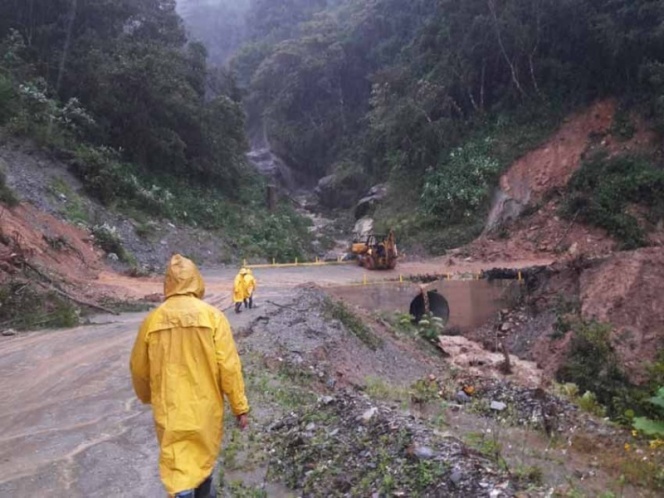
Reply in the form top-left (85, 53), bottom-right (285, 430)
top-left (130, 255), bottom-right (249, 497)
top-left (243, 269), bottom-right (257, 309)
top-left (233, 268), bottom-right (248, 313)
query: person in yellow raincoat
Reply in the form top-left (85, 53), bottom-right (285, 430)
top-left (233, 268), bottom-right (248, 314)
top-left (130, 255), bottom-right (249, 498)
top-left (243, 269), bottom-right (257, 309)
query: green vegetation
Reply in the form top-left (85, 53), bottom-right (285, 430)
top-left (633, 388), bottom-right (664, 437)
top-left (49, 178), bottom-right (88, 224)
top-left (512, 465), bottom-right (544, 487)
top-left (556, 319), bottom-right (664, 424)
top-left (421, 138), bottom-right (501, 222)
top-left (0, 2), bottom-right (315, 262)
top-left (556, 320), bottom-right (632, 419)
top-left (91, 224), bottom-right (134, 264)
top-left (466, 431), bottom-right (503, 461)
top-left (324, 298), bottom-right (383, 350)
top-left (0, 169), bottom-right (18, 207)
top-left (223, 0), bottom-right (664, 250)
top-left (562, 153), bottom-right (664, 249)
top-left (0, 281), bottom-right (79, 330)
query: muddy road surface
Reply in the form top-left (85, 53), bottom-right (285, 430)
top-left (0, 260), bottom-right (546, 496)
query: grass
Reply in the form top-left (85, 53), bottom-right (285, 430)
top-left (466, 431), bottom-right (504, 460)
top-left (365, 376), bottom-right (405, 401)
top-left (570, 433), bottom-right (664, 492)
top-left (49, 177), bottom-right (89, 225)
top-left (221, 481), bottom-right (267, 498)
top-left (512, 464), bottom-right (545, 487)
top-left (323, 298), bottom-right (384, 350)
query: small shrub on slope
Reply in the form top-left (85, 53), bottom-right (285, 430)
top-left (633, 388), bottom-right (664, 437)
top-left (562, 153), bottom-right (664, 249)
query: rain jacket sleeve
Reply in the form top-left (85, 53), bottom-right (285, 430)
top-left (213, 313), bottom-right (249, 416)
top-left (130, 315), bottom-right (152, 404)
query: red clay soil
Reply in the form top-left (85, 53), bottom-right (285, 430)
top-left (0, 203), bottom-right (160, 302)
top-left (580, 247), bottom-right (664, 384)
top-left (0, 203), bottom-right (101, 280)
top-left (499, 248), bottom-right (664, 386)
top-left (470, 99), bottom-right (658, 263)
top-left (470, 199), bottom-right (617, 264)
top-left (497, 99), bottom-right (655, 205)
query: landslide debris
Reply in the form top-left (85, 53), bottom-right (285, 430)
top-left (241, 286), bottom-right (432, 389)
top-left (232, 286), bottom-right (652, 497)
top-left (266, 393), bottom-right (513, 497)
top-left (475, 99), bottom-right (659, 264)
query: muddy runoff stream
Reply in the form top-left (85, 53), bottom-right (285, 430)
top-left (0, 260), bottom-right (544, 496)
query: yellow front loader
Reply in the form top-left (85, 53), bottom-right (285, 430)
top-left (351, 230), bottom-right (398, 270)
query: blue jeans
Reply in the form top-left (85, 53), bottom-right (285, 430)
top-left (174, 475), bottom-right (216, 498)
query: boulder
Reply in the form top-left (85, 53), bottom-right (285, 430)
top-left (354, 184), bottom-right (388, 220)
top-left (315, 174), bottom-right (358, 209)
top-left (353, 217), bottom-right (374, 240)
top-left (485, 189), bottom-right (527, 232)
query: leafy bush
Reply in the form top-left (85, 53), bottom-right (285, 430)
top-left (0, 170), bottom-right (18, 207)
top-left (556, 321), bottom-right (631, 418)
top-left (91, 223), bottom-right (133, 264)
top-left (0, 281), bottom-right (79, 330)
top-left (633, 388), bottom-right (664, 437)
top-left (6, 77), bottom-right (95, 148)
top-left (421, 138), bottom-right (500, 222)
top-left (0, 72), bottom-right (16, 123)
top-left (416, 312), bottom-right (446, 343)
top-left (562, 153), bottom-right (664, 249)
top-left (556, 320), bottom-right (662, 421)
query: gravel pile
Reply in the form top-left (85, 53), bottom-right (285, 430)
top-left (243, 287), bottom-right (430, 388)
top-left (266, 392), bottom-right (514, 497)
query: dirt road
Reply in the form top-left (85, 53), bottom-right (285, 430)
top-left (0, 259), bottom-right (548, 496)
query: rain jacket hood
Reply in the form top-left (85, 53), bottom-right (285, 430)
top-left (164, 254), bottom-right (205, 299)
top-left (130, 254), bottom-right (248, 495)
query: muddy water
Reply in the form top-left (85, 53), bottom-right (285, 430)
top-left (327, 279), bottom-right (519, 331)
top-left (0, 261), bottom-right (537, 496)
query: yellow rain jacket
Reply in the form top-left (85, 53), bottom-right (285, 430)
top-left (233, 271), bottom-right (248, 303)
top-left (243, 270), bottom-right (256, 296)
top-left (130, 255), bottom-right (249, 496)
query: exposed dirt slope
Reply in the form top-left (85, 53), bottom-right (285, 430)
top-left (0, 203), bottom-right (101, 280)
top-left (0, 139), bottom-right (234, 271)
top-left (580, 247), bottom-right (664, 383)
top-left (465, 248), bottom-right (664, 387)
top-left (475, 99), bottom-right (658, 263)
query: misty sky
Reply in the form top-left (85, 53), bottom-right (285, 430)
top-left (175, 0), bottom-right (251, 66)
top-left (176, 0), bottom-right (249, 16)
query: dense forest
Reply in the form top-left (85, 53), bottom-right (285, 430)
top-left (0, 0), bottom-right (247, 190)
top-left (1, 0), bottom-right (664, 254)
top-left (0, 0), bottom-right (312, 261)
top-left (228, 0), bottom-right (664, 245)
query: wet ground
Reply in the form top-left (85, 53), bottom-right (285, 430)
top-left (0, 270), bottom-right (297, 496)
top-left (0, 260), bottom-right (550, 497)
